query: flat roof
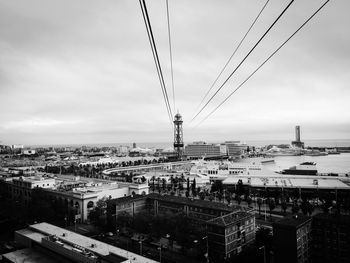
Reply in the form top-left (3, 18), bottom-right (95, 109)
top-left (12, 176), bottom-right (55, 183)
top-left (2, 248), bottom-right (61, 263)
top-left (273, 214), bottom-right (311, 229)
top-left (148, 193), bottom-right (247, 212)
top-left (25, 222), bottom-right (158, 263)
top-left (109, 194), bottom-right (146, 205)
top-left (207, 210), bottom-right (253, 227)
top-left (16, 228), bottom-right (46, 243)
top-left (110, 193), bottom-right (251, 213)
top-left (222, 175), bottom-right (350, 190)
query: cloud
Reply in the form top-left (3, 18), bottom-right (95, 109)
top-left (0, 0), bottom-right (349, 145)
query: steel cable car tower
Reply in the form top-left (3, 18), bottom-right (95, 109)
top-left (173, 113), bottom-right (184, 159)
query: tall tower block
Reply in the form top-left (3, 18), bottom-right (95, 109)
top-left (292, 125), bottom-right (304, 148)
top-left (173, 113), bottom-right (184, 158)
top-left (295, 125), bottom-right (301, 142)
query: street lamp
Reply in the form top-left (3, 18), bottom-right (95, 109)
top-left (139, 240), bottom-right (142, 255)
top-left (259, 246), bottom-right (266, 263)
top-left (158, 245), bottom-right (162, 263)
top-left (203, 236), bottom-right (209, 263)
top-left (261, 198), bottom-right (267, 221)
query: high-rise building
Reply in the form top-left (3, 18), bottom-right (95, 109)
top-left (296, 126), bottom-right (301, 141)
top-left (273, 214), bottom-right (312, 263)
top-left (184, 141), bottom-right (222, 159)
top-left (224, 141), bottom-right (248, 157)
top-left (312, 213), bottom-right (350, 263)
top-left (291, 125), bottom-right (304, 148)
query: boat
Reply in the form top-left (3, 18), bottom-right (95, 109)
top-left (277, 162), bottom-right (318, 175)
top-left (325, 148), bottom-right (340, 155)
top-left (304, 150), bottom-right (328, 156)
top-left (260, 158), bottom-right (275, 164)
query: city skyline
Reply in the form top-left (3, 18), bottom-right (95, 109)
top-left (1, 0), bottom-right (350, 145)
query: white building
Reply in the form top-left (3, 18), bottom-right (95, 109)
top-left (22, 149), bottom-right (37, 155)
top-left (224, 141), bottom-right (248, 157)
top-left (0, 173), bottom-right (149, 222)
top-left (184, 141), bottom-right (222, 159)
top-left (11, 144), bottom-right (24, 149)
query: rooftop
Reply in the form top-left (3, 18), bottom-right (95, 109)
top-left (19, 222), bottom-right (158, 263)
top-left (273, 214), bottom-right (311, 229)
top-left (207, 210), bottom-right (253, 227)
top-left (222, 174), bottom-right (350, 190)
top-left (13, 175), bottom-right (55, 183)
top-left (109, 194), bottom-right (146, 205)
top-left (149, 193), bottom-right (239, 212)
top-left (2, 248), bottom-right (61, 263)
top-left (110, 193), bottom-right (253, 212)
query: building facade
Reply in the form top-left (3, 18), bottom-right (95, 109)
top-left (0, 173), bottom-right (149, 222)
top-left (185, 142), bottom-right (222, 159)
top-left (273, 214), bottom-right (312, 263)
top-left (0, 176), bottom-right (55, 205)
top-left (107, 193), bottom-right (255, 261)
top-left (206, 211), bottom-right (255, 261)
top-left (312, 213), bottom-right (350, 263)
top-left (224, 141), bottom-right (248, 158)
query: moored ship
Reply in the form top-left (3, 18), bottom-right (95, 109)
top-left (277, 162), bottom-right (318, 175)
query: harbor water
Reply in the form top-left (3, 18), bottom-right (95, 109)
top-left (251, 153), bottom-right (350, 174)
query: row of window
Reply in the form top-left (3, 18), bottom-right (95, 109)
top-left (189, 206), bottom-right (222, 216)
top-left (229, 171), bottom-right (244, 174)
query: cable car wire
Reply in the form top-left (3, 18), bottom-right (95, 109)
top-left (195, 0), bottom-right (330, 127)
top-left (139, 0), bottom-right (173, 124)
top-left (194, 0), bottom-right (271, 115)
top-left (166, 0), bottom-right (176, 112)
top-left (191, 0), bottom-right (295, 122)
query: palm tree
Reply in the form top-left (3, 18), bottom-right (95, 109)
top-left (157, 177), bottom-right (161, 193)
top-left (151, 176), bottom-right (155, 192)
top-left (257, 198), bottom-right (263, 215)
top-left (247, 196), bottom-right (252, 207)
top-left (162, 178), bottom-right (166, 191)
top-left (268, 198), bottom-right (276, 217)
top-left (281, 199), bottom-right (288, 214)
top-left (292, 200), bottom-right (300, 214)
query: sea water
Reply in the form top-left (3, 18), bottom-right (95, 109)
top-left (257, 153), bottom-right (350, 174)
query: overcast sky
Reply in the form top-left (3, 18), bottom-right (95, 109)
top-left (0, 0), bottom-right (349, 146)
